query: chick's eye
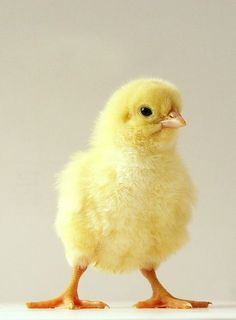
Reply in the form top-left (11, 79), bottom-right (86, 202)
top-left (140, 106), bottom-right (153, 117)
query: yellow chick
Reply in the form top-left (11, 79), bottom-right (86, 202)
top-left (27, 79), bottom-right (210, 309)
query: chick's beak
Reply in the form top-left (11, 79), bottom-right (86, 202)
top-left (161, 110), bottom-right (186, 129)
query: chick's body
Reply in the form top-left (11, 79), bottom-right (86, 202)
top-left (55, 79), bottom-right (195, 273)
top-left (56, 148), bottom-right (194, 273)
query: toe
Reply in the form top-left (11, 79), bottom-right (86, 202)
top-left (26, 297), bottom-right (62, 309)
top-left (187, 300), bottom-right (212, 308)
top-left (79, 300), bottom-right (110, 309)
top-left (161, 299), bottom-right (192, 309)
top-left (134, 299), bottom-right (157, 308)
top-left (64, 298), bottom-right (75, 310)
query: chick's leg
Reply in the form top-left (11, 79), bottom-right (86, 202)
top-left (134, 268), bottom-right (211, 309)
top-left (26, 266), bottom-right (109, 309)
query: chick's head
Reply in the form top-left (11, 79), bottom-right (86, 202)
top-left (92, 79), bottom-right (185, 152)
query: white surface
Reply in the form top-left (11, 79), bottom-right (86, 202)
top-left (0, 0), bottom-right (236, 304)
top-left (1, 303), bottom-right (236, 320)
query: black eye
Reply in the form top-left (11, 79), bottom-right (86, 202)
top-left (140, 106), bottom-right (153, 117)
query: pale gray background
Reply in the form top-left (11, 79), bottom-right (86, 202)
top-left (0, 0), bottom-right (235, 304)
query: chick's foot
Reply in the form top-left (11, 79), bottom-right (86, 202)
top-left (135, 268), bottom-right (211, 309)
top-left (26, 266), bottom-right (109, 309)
top-left (26, 294), bottom-right (109, 309)
top-left (134, 296), bottom-right (210, 309)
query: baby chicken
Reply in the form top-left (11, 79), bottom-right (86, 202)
top-left (27, 79), bottom-right (210, 309)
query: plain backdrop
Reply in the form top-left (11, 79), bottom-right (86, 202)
top-left (0, 0), bottom-right (235, 304)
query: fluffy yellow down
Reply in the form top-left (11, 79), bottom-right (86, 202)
top-left (55, 79), bottom-right (195, 273)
